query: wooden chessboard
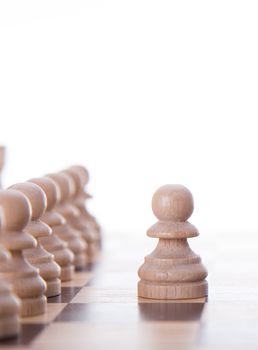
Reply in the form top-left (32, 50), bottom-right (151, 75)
top-left (1, 230), bottom-right (257, 350)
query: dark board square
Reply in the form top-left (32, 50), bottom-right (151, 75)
top-left (47, 287), bottom-right (82, 303)
top-left (54, 303), bottom-right (139, 323)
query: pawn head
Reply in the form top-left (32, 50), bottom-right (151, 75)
top-left (46, 173), bottom-right (70, 203)
top-left (68, 165), bottom-right (89, 187)
top-left (0, 189), bottom-right (31, 230)
top-left (10, 182), bottom-right (47, 220)
top-left (152, 184), bottom-right (194, 222)
top-left (62, 169), bottom-right (81, 196)
top-left (59, 172), bottom-right (77, 199)
top-left (29, 177), bottom-right (58, 211)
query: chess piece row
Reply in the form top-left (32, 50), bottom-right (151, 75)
top-left (0, 165), bottom-right (101, 340)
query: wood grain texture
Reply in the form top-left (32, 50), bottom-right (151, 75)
top-left (46, 173), bottom-right (88, 270)
top-left (10, 182), bottom-right (61, 297)
top-left (29, 177), bottom-right (75, 282)
top-left (1, 229), bottom-right (258, 349)
top-left (0, 189), bottom-right (47, 317)
top-left (0, 246), bottom-right (20, 339)
top-left (138, 185), bottom-right (208, 299)
top-left (61, 169), bottom-right (100, 263)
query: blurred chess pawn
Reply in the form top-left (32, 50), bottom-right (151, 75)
top-left (62, 169), bottom-right (99, 263)
top-left (10, 183), bottom-right (61, 297)
top-left (67, 166), bottom-right (101, 245)
top-left (0, 189), bottom-right (47, 317)
top-left (138, 184), bottom-right (208, 300)
top-left (29, 177), bottom-right (75, 282)
top-left (0, 146), bottom-right (5, 188)
top-left (46, 173), bottom-right (88, 270)
top-left (0, 246), bottom-right (20, 339)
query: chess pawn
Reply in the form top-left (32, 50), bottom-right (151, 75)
top-left (29, 177), bottom-right (75, 282)
top-left (68, 165), bottom-right (101, 244)
top-left (0, 189), bottom-right (47, 316)
top-left (0, 246), bottom-right (20, 339)
top-left (46, 173), bottom-right (88, 270)
top-left (10, 183), bottom-right (61, 297)
top-left (62, 169), bottom-right (99, 263)
top-left (138, 185), bottom-right (208, 300)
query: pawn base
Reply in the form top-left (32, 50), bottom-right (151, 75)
top-left (60, 265), bottom-right (74, 282)
top-left (138, 280), bottom-right (208, 300)
top-left (0, 316), bottom-right (20, 340)
top-left (20, 296), bottom-right (47, 317)
top-left (46, 279), bottom-right (61, 297)
top-left (88, 245), bottom-right (100, 263)
top-left (74, 254), bottom-right (87, 270)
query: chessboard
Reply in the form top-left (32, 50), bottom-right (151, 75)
top-left (1, 229), bottom-right (257, 350)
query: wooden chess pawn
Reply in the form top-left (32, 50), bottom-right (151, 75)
top-left (46, 173), bottom-right (88, 270)
top-left (138, 184), bottom-right (208, 300)
top-left (29, 177), bottom-right (75, 282)
top-left (0, 189), bottom-right (47, 317)
top-left (0, 246), bottom-right (20, 339)
top-left (10, 183), bottom-right (61, 297)
top-left (67, 166), bottom-right (101, 244)
top-left (62, 169), bottom-right (99, 263)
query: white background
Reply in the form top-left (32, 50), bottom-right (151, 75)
top-left (0, 1), bottom-right (258, 236)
